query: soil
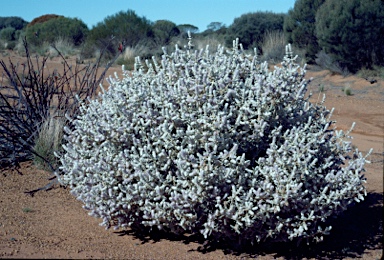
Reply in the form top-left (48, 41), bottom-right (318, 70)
top-left (0, 51), bottom-right (383, 259)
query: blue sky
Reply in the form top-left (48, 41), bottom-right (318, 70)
top-left (1, 0), bottom-right (295, 32)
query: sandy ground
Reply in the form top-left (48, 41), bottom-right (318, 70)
top-left (0, 52), bottom-right (383, 259)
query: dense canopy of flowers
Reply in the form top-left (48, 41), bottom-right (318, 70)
top-left (56, 36), bottom-right (370, 245)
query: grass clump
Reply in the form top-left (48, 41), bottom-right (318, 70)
top-left (33, 114), bottom-right (66, 171)
top-left (22, 207), bottom-right (34, 213)
top-left (261, 30), bottom-right (286, 62)
top-left (357, 66), bottom-right (384, 82)
top-left (318, 84), bottom-right (326, 93)
top-left (342, 84), bottom-right (353, 96)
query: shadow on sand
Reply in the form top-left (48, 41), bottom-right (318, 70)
top-left (115, 192), bottom-right (383, 259)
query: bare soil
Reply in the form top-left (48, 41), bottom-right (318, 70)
top-left (1, 52), bottom-right (383, 259)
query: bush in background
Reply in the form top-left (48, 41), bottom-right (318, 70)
top-left (86, 9), bottom-right (154, 60)
top-left (0, 16), bottom-right (28, 30)
top-left (315, 0), bottom-right (384, 73)
top-left (315, 50), bottom-right (349, 76)
top-left (26, 16), bottom-right (89, 47)
top-left (0, 27), bottom-right (16, 42)
top-left (48, 37), bottom-right (77, 57)
top-left (357, 66), bottom-right (384, 81)
top-left (27, 14), bottom-right (62, 27)
top-left (116, 44), bottom-right (151, 70)
top-left (177, 24), bottom-right (199, 34)
top-left (225, 11), bottom-right (285, 51)
top-left (152, 20), bottom-right (180, 46)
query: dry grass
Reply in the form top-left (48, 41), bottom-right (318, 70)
top-left (33, 113), bottom-right (66, 171)
top-left (261, 30), bottom-right (286, 62)
top-left (48, 37), bottom-right (77, 58)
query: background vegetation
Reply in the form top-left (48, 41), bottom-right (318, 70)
top-left (315, 0), bottom-right (384, 73)
top-left (225, 11), bottom-right (285, 52)
top-left (25, 16), bottom-right (89, 46)
top-left (1, 0), bottom-right (383, 73)
top-left (0, 0), bottom-right (383, 175)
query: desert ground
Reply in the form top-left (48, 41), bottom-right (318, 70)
top-left (0, 51), bottom-right (383, 259)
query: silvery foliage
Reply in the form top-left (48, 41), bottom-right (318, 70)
top-left (55, 35), bottom-right (371, 245)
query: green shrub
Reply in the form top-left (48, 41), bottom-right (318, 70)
top-left (87, 9), bottom-right (154, 58)
top-left (315, 0), bottom-right (384, 73)
top-left (0, 16), bottom-right (28, 30)
top-left (226, 11), bottom-right (285, 50)
top-left (0, 27), bottom-right (16, 41)
top-left (56, 37), bottom-right (371, 247)
top-left (152, 20), bottom-right (180, 46)
top-left (5, 41), bottom-right (16, 50)
top-left (357, 66), bottom-right (384, 81)
top-left (342, 84), bottom-right (353, 96)
top-left (26, 16), bottom-right (89, 46)
top-left (206, 22), bottom-right (226, 32)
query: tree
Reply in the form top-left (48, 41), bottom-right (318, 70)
top-left (28, 14), bottom-right (63, 27)
top-left (26, 16), bottom-right (89, 46)
top-left (284, 0), bottom-right (326, 62)
top-left (152, 20), bottom-right (180, 45)
top-left (206, 22), bottom-right (225, 32)
top-left (225, 12), bottom-right (285, 50)
top-left (315, 0), bottom-right (384, 72)
top-left (87, 10), bottom-right (154, 53)
top-left (0, 16), bottom-right (28, 30)
top-left (177, 24), bottom-right (199, 34)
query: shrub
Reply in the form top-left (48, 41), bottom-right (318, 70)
top-left (357, 66), bottom-right (384, 81)
top-left (191, 35), bottom-right (225, 54)
top-left (0, 16), bottom-right (28, 30)
top-left (315, 0), bottom-right (384, 73)
top-left (56, 36), bottom-right (371, 246)
top-left (26, 16), bottom-right (89, 47)
top-left (226, 11), bottom-right (285, 50)
top-left (0, 27), bottom-right (16, 41)
top-left (315, 50), bottom-right (349, 76)
top-left (206, 22), bottom-right (226, 32)
top-left (342, 84), bottom-right (353, 96)
top-left (87, 10), bottom-right (153, 57)
top-left (152, 20), bottom-right (180, 46)
top-left (27, 14), bottom-right (62, 27)
top-left (48, 37), bottom-right (77, 57)
top-left (116, 45), bottom-right (150, 70)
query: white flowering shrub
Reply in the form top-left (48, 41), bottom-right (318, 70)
top-left (55, 36), bottom-right (371, 245)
